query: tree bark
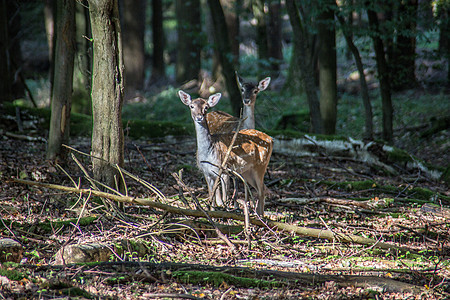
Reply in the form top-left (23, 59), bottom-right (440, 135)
top-left (207, 0), bottom-right (242, 117)
top-left (367, 9), bottom-right (393, 143)
top-left (122, 0), bottom-right (146, 100)
top-left (5, 1), bottom-right (24, 100)
top-left (388, 0), bottom-right (418, 90)
top-left (44, 0), bottom-right (55, 90)
top-left (72, 0), bottom-right (92, 115)
top-left (151, 0), bottom-right (165, 81)
top-left (253, 0), bottom-right (268, 65)
top-left (285, 0), bottom-right (323, 134)
top-left (0, 0), bottom-right (12, 103)
top-left (336, 13), bottom-right (373, 140)
top-left (175, 0), bottom-right (201, 84)
top-left (47, 0), bottom-right (75, 161)
top-left (317, 1), bottom-right (337, 135)
top-left (268, 0), bottom-right (282, 72)
top-left (88, 0), bottom-right (125, 189)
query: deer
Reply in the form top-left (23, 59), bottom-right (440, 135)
top-left (236, 73), bottom-right (271, 130)
top-left (178, 90), bottom-right (273, 216)
top-left (206, 73), bottom-right (271, 134)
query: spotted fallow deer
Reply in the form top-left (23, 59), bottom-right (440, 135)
top-left (178, 90), bottom-right (273, 216)
top-left (206, 73), bottom-right (271, 134)
top-left (236, 73), bottom-right (271, 130)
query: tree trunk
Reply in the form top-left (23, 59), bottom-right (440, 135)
top-left (207, 0), bottom-right (242, 117)
top-left (388, 0), bottom-right (418, 90)
top-left (47, 0), bottom-right (75, 161)
top-left (175, 0), bottom-right (201, 84)
top-left (44, 0), bottom-right (55, 89)
top-left (438, 5), bottom-right (450, 84)
top-left (336, 13), bottom-right (373, 140)
top-left (221, 0), bottom-right (240, 66)
top-left (285, 0), bottom-right (323, 134)
top-left (72, 0), bottom-right (92, 115)
top-left (367, 9), bottom-right (393, 143)
top-left (88, 0), bottom-right (125, 189)
top-left (268, 0), bottom-right (282, 73)
top-left (151, 0), bottom-right (165, 82)
top-left (317, 1), bottom-right (337, 135)
top-left (6, 1), bottom-right (24, 100)
top-left (0, 0), bottom-right (12, 103)
top-left (253, 0), bottom-right (268, 66)
top-left (122, 0), bottom-right (146, 100)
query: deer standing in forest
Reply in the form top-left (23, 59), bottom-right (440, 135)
top-left (206, 73), bottom-right (271, 134)
top-left (178, 90), bottom-right (273, 216)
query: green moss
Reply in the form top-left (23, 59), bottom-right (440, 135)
top-left (124, 119), bottom-right (192, 139)
top-left (321, 180), bottom-right (450, 201)
top-left (37, 216), bottom-right (98, 232)
top-left (172, 271), bottom-right (282, 288)
top-left (0, 264), bottom-right (26, 281)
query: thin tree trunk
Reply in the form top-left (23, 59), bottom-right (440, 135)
top-left (47, 0), bottom-right (75, 161)
top-left (317, 1), bottom-right (337, 135)
top-left (253, 0), bottom-right (268, 65)
top-left (207, 0), bottom-right (242, 117)
top-left (151, 0), bottom-right (165, 81)
top-left (336, 13), bottom-right (373, 140)
top-left (268, 0), bottom-right (282, 72)
top-left (122, 0), bottom-right (146, 100)
top-left (285, 0), bottom-right (323, 134)
top-left (221, 0), bottom-right (240, 66)
top-left (72, 0), bottom-right (91, 115)
top-left (175, 0), bottom-right (201, 84)
top-left (88, 0), bottom-right (125, 189)
top-left (367, 9), bottom-right (393, 143)
top-left (0, 0), bottom-right (12, 103)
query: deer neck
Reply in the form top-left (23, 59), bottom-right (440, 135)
top-left (194, 121), bottom-right (220, 167)
top-left (242, 104), bottom-right (255, 129)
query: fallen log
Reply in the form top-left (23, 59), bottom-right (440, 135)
top-left (12, 178), bottom-right (413, 252)
top-left (43, 261), bottom-right (426, 294)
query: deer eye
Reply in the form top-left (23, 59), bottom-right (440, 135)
top-left (241, 88), bottom-right (245, 92)
top-left (253, 90), bottom-right (258, 94)
top-left (190, 104), bottom-right (194, 109)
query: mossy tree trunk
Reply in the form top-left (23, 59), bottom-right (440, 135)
top-left (285, 0), bottom-right (323, 134)
top-left (88, 0), bottom-right (125, 189)
top-left (47, 0), bottom-right (75, 161)
top-left (207, 0), bottom-right (242, 117)
top-left (317, 0), bottom-right (337, 135)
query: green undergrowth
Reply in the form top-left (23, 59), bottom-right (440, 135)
top-left (0, 263), bottom-right (27, 281)
top-left (321, 180), bottom-right (450, 201)
top-left (0, 216), bottom-right (98, 234)
top-left (172, 270), bottom-right (283, 288)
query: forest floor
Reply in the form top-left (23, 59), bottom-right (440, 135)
top-left (0, 113), bottom-right (449, 299)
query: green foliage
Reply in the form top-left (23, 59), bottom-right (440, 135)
top-left (172, 271), bottom-right (282, 288)
top-left (0, 264), bottom-right (26, 281)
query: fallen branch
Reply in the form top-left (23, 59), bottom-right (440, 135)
top-left (12, 178), bottom-right (413, 252)
top-left (39, 261), bottom-right (425, 294)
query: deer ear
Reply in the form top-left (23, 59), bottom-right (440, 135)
top-left (258, 77), bottom-right (271, 91)
top-left (207, 93), bottom-right (222, 107)
top-left (178, 90), bottom-right (191, 106)
top-left (235, 72), bottom-right (244, 88)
